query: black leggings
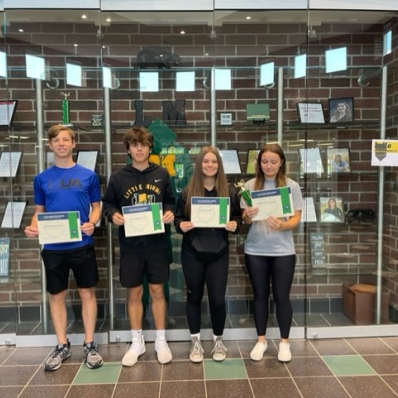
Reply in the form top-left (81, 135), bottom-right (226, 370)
top-left (245, 254), bottom-right (295, 339)
top-left (181, 248), bottom-right (229, 336)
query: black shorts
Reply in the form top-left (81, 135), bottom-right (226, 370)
top-left (120, 250), bottom-right (170, 288)
top-left (41, 245), bottom-right (99, 295)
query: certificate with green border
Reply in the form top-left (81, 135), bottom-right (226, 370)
top-left (251, 187), bottom-right (294, 220)
top-left (191, 197), bottom-right (230, 228)
top-left (122, 203), bottom-right (164, 237)
top-left (37, 211), bottom-right (82, 245)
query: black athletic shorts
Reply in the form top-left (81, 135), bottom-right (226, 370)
top-left (120, 250), bottom-right (170, 288)
top-left (41, 244), bottom-right (99, 295)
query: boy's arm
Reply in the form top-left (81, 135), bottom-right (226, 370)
top-left (24, 205), bottom-right (45, 237)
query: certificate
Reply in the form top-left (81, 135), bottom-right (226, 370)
top-left (122, 203), bottom-right (164, 237)
top-left (37, 211), bottom-right (82, 245)
top-left (251, 187), bottom-right (294, 220)
top-left (191, 197), bottom-right (230, 228)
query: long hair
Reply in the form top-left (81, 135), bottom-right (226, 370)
top-left (254, 143), bottom-right (286, 190)
top-left (333, 102), bottom-right (352, 119)
top-left (184, 146), bottom-right (229, 216)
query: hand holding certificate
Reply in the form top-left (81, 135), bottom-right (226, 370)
top-left (122, 203), bottom-right (164, 237)
top-left (191, 197), bottom-right (230, 228)
top-left (37, 211), bottom-right (82, 245)
top-left (251, 187), bottom-right (294, 221)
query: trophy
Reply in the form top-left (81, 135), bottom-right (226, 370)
top-left (61, 92), bottom-right (71, 125)
top-left (234, 179), bottom-right (252, 207)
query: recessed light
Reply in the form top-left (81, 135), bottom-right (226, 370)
top-left (74, 43), bottom-right (78, 47)
top-left (106, 18), bottom-right (111, 22)
top-left (81, 14), bottom-right (87, 19)
top-left (246, 16), bottom-right (252, 20)
top-left (18, 29), bottom-right (24, 32)
top-left (180, 30), bottom-right (185, 35)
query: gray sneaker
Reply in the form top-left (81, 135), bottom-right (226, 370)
top-left (211, 336), bottom-right (227, 362)
top-left (83, 341), bottom-right (104, 369)
top-left (44, 340), bottom-right (71, 371)
top-left (189, 336), bottom-right (204, 363)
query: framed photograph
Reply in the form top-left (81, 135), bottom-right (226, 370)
top-left (219, 149), bottom-right (241, 174)
top-left (1, 201), bottom-right (27, 229)
top-left (76, 150), bottom-right (99, 172)
top-left (297, 102), bottom-right (325, 124)
top-left (0, 151), bottom-right (22, 178)
top-left (246, 149), bottom-right (260, 174)
top-left (328, 97), bottom-right (354, 123)
top-left (327, 148), bottom-right (351, 173)
top-left (320, 197), bottom-right (344, 223)
top-left (0, 100), bottom-right (18, 126)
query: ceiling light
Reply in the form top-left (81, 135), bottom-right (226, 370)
top-left (19, 29), bottom-right (24, 32)
top-left (81, 14), bottom-right (87, 19)
top-left (246, 16), bottom-right (252, 20)
top-left (106, 18), bottom-right (111, 22)
top-left (180, 30), bottom-right (185, 35)
top-left (74, 43), bottom-right (78, 47)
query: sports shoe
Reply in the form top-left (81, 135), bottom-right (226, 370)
top-left (155, 335), bottom-right (172, 364)
top-left (44, 340), bottom-right (71, 371)
top-left (83, 341), bottom-right (103, 369)
top-left (211, 336), bottom-right (227, 362)
top-left (122, 335), bottom-right (146, 367)
top-left (250, 341), bottom-right (268, 361)
top-left (278, 341), bottom-right (292, 362)
top-left (189, 336), bottom-right (204, 363)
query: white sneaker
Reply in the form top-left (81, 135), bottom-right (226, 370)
top-left (211, 336), bottom-right (227, 362)
top-left (155, 336), bottom-right (172, 364)
top-left (278, 342), bottom-right (292, 363)
top-left (122, 336), bottom-right (146, 366)
top-left (189, 336), bottom-right (204, 363)
top-left (250, 341), bottom-right (267, 361)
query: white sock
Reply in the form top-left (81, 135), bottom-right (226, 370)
top-left (191, 333), bottom-right (201, 340)
top-left (213, 334), bottom-right (222, 341)
top-left (131, 329), bottom-right (142, 342)
top-left (156, 329), bottom-right (166, 341)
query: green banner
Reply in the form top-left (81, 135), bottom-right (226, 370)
top-left (219, 198), bottom-right (228, 224)
top-left (151, 204), bottom-right (162, 230)
top-left (280, 187), bottom-right (292, 214)
top-left (68, 212), bottom-right (80, 239)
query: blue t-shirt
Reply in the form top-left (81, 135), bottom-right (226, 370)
top-left (34, 164), bottom-right (101, 250)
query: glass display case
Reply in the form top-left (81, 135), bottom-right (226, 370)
top-left (1, 3), bottom-right (397, 346)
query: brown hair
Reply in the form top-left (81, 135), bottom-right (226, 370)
top-left (48, 125), bottom-right (75, 141)
top-left (184, 146), bottom-right (229, 216)
top-left (254, 143), bottom-right (286, 190)
top-left (123, 126), bottom-right (154, 150)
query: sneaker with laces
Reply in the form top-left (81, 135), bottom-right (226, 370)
top-left (122, 335), bottom-right (146, 367)
top-left (189, 336), bottom-right (204, 363)
top-left (250, 341), bottom-right (268, 361)
top-left (83, 341), bottom-right (104, 369)
top-left (44, 340), bottom-right (71, 371)
top-left (278, 341), bottom-right (292, 362)
top-left (155, 336), bottom-right (172, 364)
top-left (211, 336), bottom-right (227, 362)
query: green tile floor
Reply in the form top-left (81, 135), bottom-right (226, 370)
top-left (2, 337), bottom-right (398, 397)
